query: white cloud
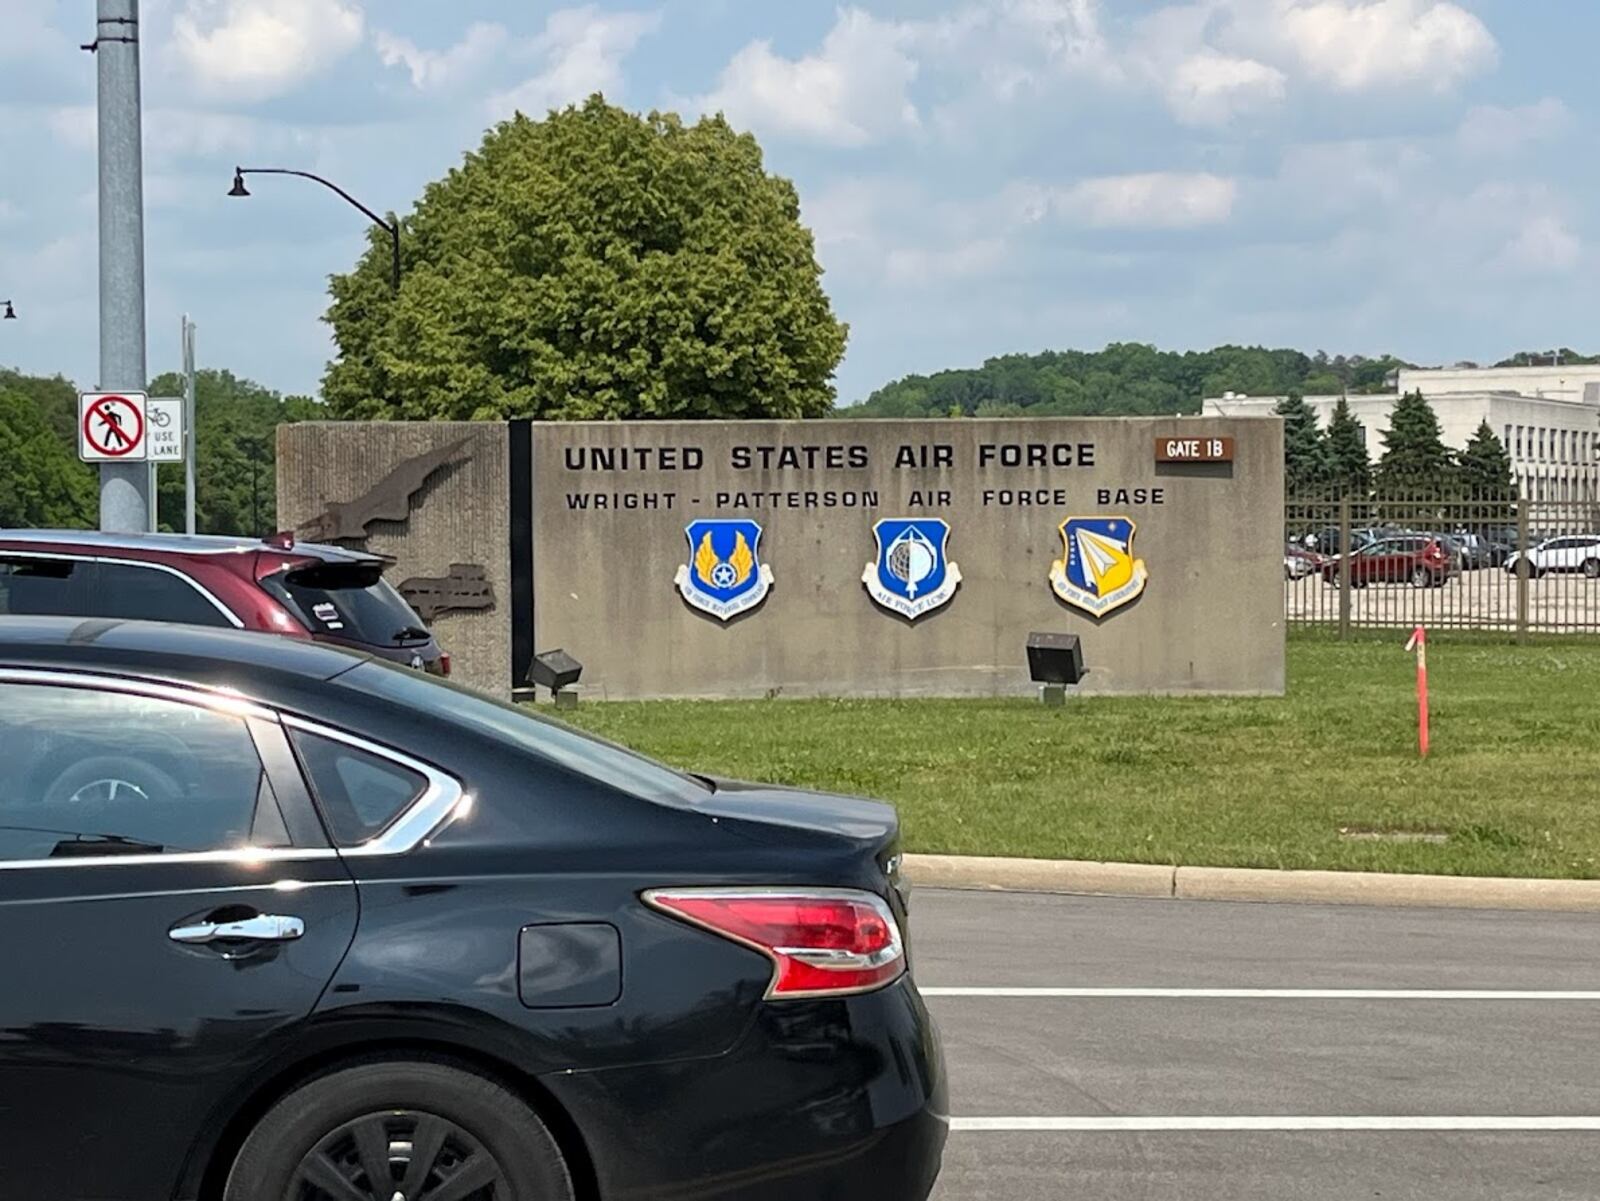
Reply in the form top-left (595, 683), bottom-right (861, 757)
top-left (1457, 98), bottom-right (1571, 156)
top-left (1495, 215), bottom-right (1581, 276)
top-left (377, 22), bottom-right (506, 92)
top-left (1271, 0), bottom-right (1497, 92)
top-left (691, 8), bottom-right (920, 147)
top-left (1165, 51), bottom-right (1287, 125)
top-left (48, 105), bottom-right (319, 163)
top-left (885, 238), bottom-right (1007, 285)
top-left (490, 7), bottom-right (660, 117)
top-left (172, 0), bottom-right (365, 101)
top-left (1000, 0), bottom-right (1116, 73)
top-left (1031, 172), bottom-right (1239, 229)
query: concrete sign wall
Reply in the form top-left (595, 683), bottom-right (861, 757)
top-left (280, 417), bottom-right (1284, 699)
top-left (532, 417), bottom-right (1283, 699)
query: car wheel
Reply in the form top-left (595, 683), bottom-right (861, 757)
top-left (1585, 559), bottom-right (1600, 580)
top-left (1410, 566), bottom-right (1431, 588)
top-left (223, 1060), bottom-right (574, 1201)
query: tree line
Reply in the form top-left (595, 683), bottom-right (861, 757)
top-left (0, 367), bottom-right (315, 534)
top-left (1278, 390), bottom-right (1516, 499)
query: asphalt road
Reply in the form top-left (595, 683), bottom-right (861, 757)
top-left (915, 889), bottom-right (1600, 1200)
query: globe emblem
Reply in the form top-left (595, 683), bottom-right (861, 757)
top-left (886, 527), bottom-right (938, 598)
top-left (710, 561), bottom-right (739, 589)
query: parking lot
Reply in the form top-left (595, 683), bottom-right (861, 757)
top-left (1285, 572), bottom-right (1600, 632)
top-left (919, 889), bottom-right (1600, 1200)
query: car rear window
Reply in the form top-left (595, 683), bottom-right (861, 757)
top-left (338, 659), bottom-right (711, 806)
top-left (261, 561), bottom-right (429, 649)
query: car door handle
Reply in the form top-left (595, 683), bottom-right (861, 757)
top-left (169, 914), bottom-right (306, 944)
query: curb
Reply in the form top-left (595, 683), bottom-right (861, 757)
top-left (902, 854), bottom-right (1600, 913)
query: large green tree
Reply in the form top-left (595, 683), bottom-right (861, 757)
top-left (1376, 390), bottom-right (1453, 493)
top-left (1455, 419), bottom-right (1516, 497)
top-left (1324, 397), bottom-right (1371, 494)
top-left (0, 377), bottom-right (97, 528)
top-left (323, 95), bottom-right (848, 421)
top-left (1275, 392), bottom-right (1329, 491)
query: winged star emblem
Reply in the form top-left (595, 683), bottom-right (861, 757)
top-left (675, 520), bottom-right (773, 621)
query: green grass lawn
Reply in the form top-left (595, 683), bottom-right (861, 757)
top-left (556, 634), bottom-right (1600, 879)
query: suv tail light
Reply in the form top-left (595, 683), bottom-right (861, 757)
top-left (439, 651), bottom-right (452, 677)
top-left (644, 888), bottom-right (905, 999)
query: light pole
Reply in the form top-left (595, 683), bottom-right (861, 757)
top-left (230, 167), bottom-right (400, 290)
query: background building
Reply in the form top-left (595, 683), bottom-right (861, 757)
top-left (1203, 365), bottom-right (1600, 502)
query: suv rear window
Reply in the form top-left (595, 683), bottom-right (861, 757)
top-left (261, 562), bottom-right (429, 649)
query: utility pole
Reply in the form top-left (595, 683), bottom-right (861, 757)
top-left (95, 0), bottom-right (152, 532)
top-left (182, 315), bottom-right (197, 534)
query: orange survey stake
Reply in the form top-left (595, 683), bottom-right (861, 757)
top-left (1404, 626), bottom-right (1429, 758)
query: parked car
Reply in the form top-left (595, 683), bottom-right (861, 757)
top-left (1451, 531), bottom-right (1512, 569)
top-left (1284, 542), bottom-right (1322, 579)
top-left (1320, 534), bottom-right (1456, 588)
top-left (0, 618), bottom-right (946, 1201)
top-left (0, 529), bottom-right (447, 673)
top-left (1504, 534), bottom-right (1600, 578)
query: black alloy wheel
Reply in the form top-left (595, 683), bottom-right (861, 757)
top-left (292, 1110), bottom-right (505, 1200)
top-left (224, 1061), bottom-right (573, 1201)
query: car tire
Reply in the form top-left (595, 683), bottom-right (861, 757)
top-left (223, 1059), bottom-right (574, 1201)
top-left (1410, 566), bottom-right (1431, 589)
top-left (1585, 559), bottom-right (1600, 580)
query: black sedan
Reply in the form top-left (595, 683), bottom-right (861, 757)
top-left (0, 618), bottom-right (946, 1201)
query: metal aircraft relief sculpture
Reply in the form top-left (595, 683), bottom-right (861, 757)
top-left (398, 564), bottom-right (497, 622)
top-left (297, 439), bottom-right (471, 545)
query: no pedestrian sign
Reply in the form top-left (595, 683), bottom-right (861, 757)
top-left (79, 391), bottom-right (148, 461)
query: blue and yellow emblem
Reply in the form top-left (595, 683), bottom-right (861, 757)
top-left (674, 519), bottom-right (774, 620)
top-left (1048, 515), bottom-right (1149, 616)
top-left (862, 518), bottom-right (961, 620)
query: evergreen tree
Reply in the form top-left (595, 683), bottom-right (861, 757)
top-left (1274, 392), bottom-right (1329, 492)
top-left (1377, 390), bottom-right (1453, 494)
top-left (1455, 419), bottom-right (1516, 497)
top-left (1324, 397), bottom-right (1371, 494)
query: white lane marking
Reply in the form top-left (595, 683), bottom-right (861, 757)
top-left (951, 1116), bottom-right (1600, 1132)
top-left (922, 988), bottom-right (1600, 1000)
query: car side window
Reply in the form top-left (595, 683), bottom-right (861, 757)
top-left (0, 558), bottom-right (85, 616)
top-left (85, 563), bottom-right (234, 627)
top-left (0, 682), bottom-right (286, 862)
top-left (289, 730), bottom-right (427, 847)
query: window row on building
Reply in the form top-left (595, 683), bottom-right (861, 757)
top-left (1517, 471), bottom-right (1598, 504)
top-left (1505, 425), bottom-right (1598, 466)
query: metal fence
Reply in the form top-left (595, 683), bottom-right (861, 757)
top-left (1285, 491), bottom-right (1600, 636)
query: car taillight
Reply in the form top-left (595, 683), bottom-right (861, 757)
top-left (439, 652), bottom-right (452, 677)
top-left (644, 888), bottom-right (905, 999)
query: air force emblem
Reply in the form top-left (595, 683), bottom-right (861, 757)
top-left (863, 519), bottom-right (961, 620)
top-left (1049, 515), bottom-right (1148, 616)
top-left (674, 519), bottom-right (774, 620)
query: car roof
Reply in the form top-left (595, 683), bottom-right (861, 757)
top-left (0, 616), bottom-right (367, 686)
top-left (0, 529), bottom-right (383, 564)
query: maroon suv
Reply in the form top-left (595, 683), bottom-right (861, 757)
top-left (1319, 534), bottom-right (1455, 589)
top-left (0, 530), bottom-right (447, 673)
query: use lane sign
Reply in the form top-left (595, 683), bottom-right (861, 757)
top-left (145, 397), bottom-right (185, 463)
top-left (79, 391), bottom-right (148, 461)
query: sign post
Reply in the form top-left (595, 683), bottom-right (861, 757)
top-left (1404, 625), bottom-right (1429, 758)
top-left (79, 391), bottom-right (148, 462)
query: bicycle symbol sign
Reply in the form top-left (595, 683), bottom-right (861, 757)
top-left (79, 392), bottom-right (149, 461)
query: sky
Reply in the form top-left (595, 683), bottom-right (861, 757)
top-left (1, 0), bottom-right (1596, 406)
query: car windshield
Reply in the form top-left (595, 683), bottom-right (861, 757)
top-left (338, 659), bottom-right (710, 804)
top-left (261, 561), bottom-right (430, 648)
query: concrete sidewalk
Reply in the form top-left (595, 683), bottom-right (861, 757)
top-left (904, 853), bottom-right (1600, 911)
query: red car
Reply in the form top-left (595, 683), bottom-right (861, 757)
top-left (1320, 534), bottom-right (1455, 589)
top-left (0, 530), bottom-right (448, 673)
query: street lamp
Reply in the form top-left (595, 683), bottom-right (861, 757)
top-left (229, 167), bottom-right (401, 291)
top-left (2, 301), bottom-right (15, 320)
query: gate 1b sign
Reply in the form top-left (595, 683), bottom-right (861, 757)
top-left (1155, 435), bottom-right (1234, 463)
top-left (145, 398), bottom-right (185, 462)
top-left (79, 392), bottom-right (148, 462)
